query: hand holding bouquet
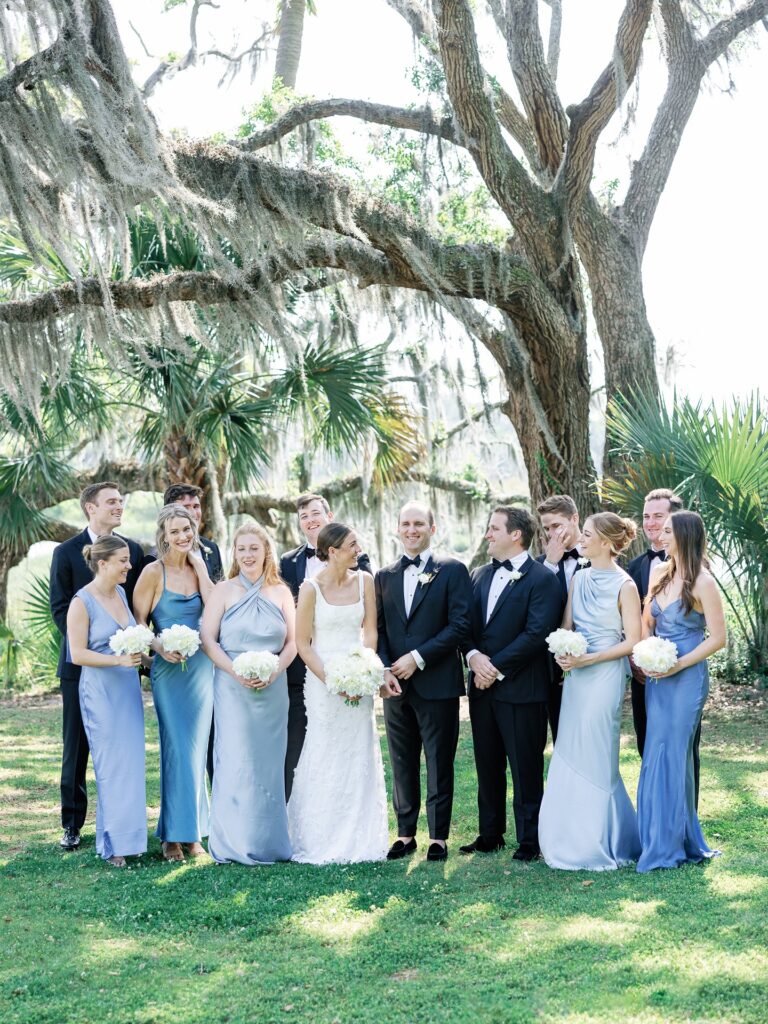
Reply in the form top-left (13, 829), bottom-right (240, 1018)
top-left (109, 624), bottom-right (155, 667)
top-left (632, 636), bottom-right (679, 682)
top-left (158, 624), bottom-right (201, 671)
top-left (325, 647), bottom-right (385, 706)
top-left (545, 628), bottom-right (589, 677)
top-left (231, 650), bottom-right (280, 690)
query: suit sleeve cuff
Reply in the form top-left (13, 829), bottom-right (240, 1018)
top-left (410, 649), bottom-right (425, 670)
top-left (467, 648), bottom-right (480, 664)
top-left (543, 560), bottom-right (559, 574)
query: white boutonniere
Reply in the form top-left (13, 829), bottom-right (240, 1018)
top-left (417, 571), bottom-right (435, 586)
top-left (508, 570), bottom-right (523, 583)
top-left (577, 557), bottom-right (590, 567)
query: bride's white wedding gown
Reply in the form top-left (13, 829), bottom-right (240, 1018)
top-left (287, 574), bottom-right (389, 864)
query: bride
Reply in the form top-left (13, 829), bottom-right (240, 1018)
top-left (288, 522), bottom-right (396, 864)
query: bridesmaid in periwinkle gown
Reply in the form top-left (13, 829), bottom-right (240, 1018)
top-left (134, 504), bottom-right (214, 862)
top-left (201, 521), bottom-right (296, 865)
top-left (539, 512), bottom-right (642, 871)
top-left (637, 510), bottom-right (726, 873)
top-left (67, 536), bottom-right (147, 867)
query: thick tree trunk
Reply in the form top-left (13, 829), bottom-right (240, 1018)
top-left (162, 432), bottom-right (226, 544)
top-left (274, 0), bottom-right (306, 90)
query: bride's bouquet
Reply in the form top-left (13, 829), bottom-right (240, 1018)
top-left (158, 624), bottom-right (201, 671)
top-left (109, 624), bottom-right (155, 658)
top-left (232, 650), bottom-right (279, 687)
top-left (324, 647), bottom-right (385, 706)
top-left (632, 636), bottom-right (679, 682)
top-left (545, 628), bottom-right (589, 678)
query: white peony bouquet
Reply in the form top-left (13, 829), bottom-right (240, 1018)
top-left (231, 650), bottom-right (279, 686)
top-left (545, 628), bottom-right (589, 678)
top-left (324, 647), bottom-right (385, 706)
top-left (158, 624), bottom-right (201, 671)
top-left (632, 636), bottom-right (679, 682)
top-left (109, 624), bottom-right (155, 657)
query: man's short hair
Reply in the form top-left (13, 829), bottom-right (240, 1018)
top-left (493, 506), bottom-right (536, 549)
top-left (79, 481), bottom-right (120, 517)
top-left (536, 494), bottom-right (578, 519)
top-left (399, 501), bottom-right (435, 527)
top-left (644, 488), bottom-right (683, 512)
top-left (163, 483), bottom-right (203, 505)
top-left (296, 493), bottom-right (331, 516)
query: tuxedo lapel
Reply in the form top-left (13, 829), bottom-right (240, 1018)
top-left (406, 555), bottom-right (435, 622)
top-left (478, 563), bottom-right (494, 624)
top-left (640, 555), bottom-right (652, 601)
top-left (486, 556), bottom-right (531, 627)
top-left (295, 545), bottom-right (308, 585)
top-left (390, 564), bottom-right (408, 625)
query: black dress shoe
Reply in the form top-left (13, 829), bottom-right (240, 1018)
top-left (459, 835), bottom-right (506, 855)
top-left (427, 842), bottom-right (448, 862)
top-left (387, 838), bottom-right (417, 861)
top-left (512, 844), bottom-right (540, 862)
top-left (60, 827), bottom-right (81, 851)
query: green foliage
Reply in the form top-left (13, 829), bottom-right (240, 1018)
top-left (437, 186), bottom-right (507, 246)
top-left (0, 622), bottom-right (20, 685)
top-left (22, 572), bottom-right (60, 675)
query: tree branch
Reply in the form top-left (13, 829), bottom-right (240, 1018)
top-left (700, 0), bottom-right (768, 63)
top-left (543, 0), bottom-right (564, 79)
top-left (0, 35), bottom-right (68, 102)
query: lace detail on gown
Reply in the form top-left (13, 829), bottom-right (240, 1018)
top-left (287, 572), bottom-right (389, 864)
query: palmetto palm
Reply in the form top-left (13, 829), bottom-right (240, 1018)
top-left (604, 391), bottom-right (768, 672)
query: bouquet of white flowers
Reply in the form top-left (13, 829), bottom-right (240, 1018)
top-left (324, 647), bottom-right (385, 706)
top-left (231, 650), bottom-right (279, 686)
top-left (545, 628), bottom-right (589, 678)
top-left (158, 624), bottom-right (201, 671)
top-left (109, 624), bottom-right (155, 657)
top-left (632, 636), bottom-right (679, 682)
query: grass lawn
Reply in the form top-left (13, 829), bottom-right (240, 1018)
top-left (1, 685), bottom-right (766, 1024)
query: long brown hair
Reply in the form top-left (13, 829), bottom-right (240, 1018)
top-left (228, 520), bottom-right (282, 586)
top-left (648, 510), bottom-right (709, 614)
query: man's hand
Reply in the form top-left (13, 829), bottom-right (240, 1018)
top-left (544, 526), bottom-right (568, 566)
top-left (468, 651), bottom-right (499, 689)
top-left (391, 653), bottom-right (418, 679)
top-left (380, 669), bottom-right (402, 698)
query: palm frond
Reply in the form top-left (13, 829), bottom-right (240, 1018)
top-left (24, 573), bottom-right (61, 671)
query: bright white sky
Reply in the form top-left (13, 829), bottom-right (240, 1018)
top-left (115, 0), bottom-right (768, 404)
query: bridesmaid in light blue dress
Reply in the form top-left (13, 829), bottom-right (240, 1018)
top-left (201, 521), bottom-right (297, 865)
top-left (66, 536), bottom-right (147, 867)
top-left (539, 513), bottom-right (642, 871)
top-left (134, 504), bottom-right (214, 862)
top-left (637, 510), bottom-right (726, 873)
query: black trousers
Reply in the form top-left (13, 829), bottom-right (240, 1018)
top-left (284, 677), bottom-right (307, 802)
top-left (547, 673), bottom-right (562, 743)
top-left (469, 693), bottom-right (548, 849)
top-left (633, 677), bottom-right (702, 807)
top-left (206, 716), bottom-right (215, 786)
top-left (60, 677), bottom-right (90, 830)
top-left (383, 688), bottom-right (459, 841)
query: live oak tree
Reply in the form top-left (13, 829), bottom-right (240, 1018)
top-left (0, 0), bottom-right (766, 513)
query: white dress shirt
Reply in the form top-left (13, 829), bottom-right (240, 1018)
top-left (543, 549), bottom-right (579, 586)
top-left (304, 548), bottom-right (322, 579)
top-left (402, 547), bottom-right (432, 670)
top-left (87, 527), bottom-right (101, 543)
top-left (467, 550), bottom-right (529, 680)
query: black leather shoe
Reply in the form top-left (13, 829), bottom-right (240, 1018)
top-left (427, 842), bottom-right (448, 862)
top-left (60, 827), bottom-right (81, 851)
top-left (512, 844), bottom-right (540, 862)
top-left (387, 838), bottom-right (417, 861)
top-left (459, 835), bottom-right (506, 855)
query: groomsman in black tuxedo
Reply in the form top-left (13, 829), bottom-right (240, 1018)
top-left (280, 493), bottom-right (372, 799)
top-left (376, 501), bottom-right (472, 862)
top-left (461, 507), bottom-right (563, 860)
top-left (535, 494), bottom-right (584, 740)
top-left (49, 482), bottom-right (145, 852)
top-left (626, 488), bottom-right (702, 804)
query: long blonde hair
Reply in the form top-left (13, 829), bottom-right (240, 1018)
top-left (155, 503), bottom-right (198, 559)
top-left (228, 520), bottom-right (282, 586)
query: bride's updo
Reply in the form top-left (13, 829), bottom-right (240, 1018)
top-left (588, 512), bottom-right (637, 555)
top-left (316, 523), bottom-right (352, 562)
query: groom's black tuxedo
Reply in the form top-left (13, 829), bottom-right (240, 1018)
top-left (49, 528), bottom-right (145, 831)
top-left (466, 556), bottom-right (563, 850)
top-left (535, 552), bottom-right (584, 740)
top-left (375, 553), bottom-right (471, 840)
top-left (280, 542), bottom-right (372, 799)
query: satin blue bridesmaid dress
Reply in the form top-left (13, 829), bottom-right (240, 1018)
top-left (150, 564), bottom-right (213, 844)
top-left (208, 573), bottom-right (291, 865)
top-left (75, 587), bottom-right (147, 860)
top-left (539, 568), bottom-right (641, 870)
top-left (637, 597), bottom-right (717, 872)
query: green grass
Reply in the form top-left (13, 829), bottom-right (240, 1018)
top-left (1, 687), bottom-right (767, 1024)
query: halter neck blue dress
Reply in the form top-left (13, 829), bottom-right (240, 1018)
top-left (150, 563), bottom-right (213, 844)
top-left (208, 573), bottom-right (291, 865)
top-left (637, 597), bottom-right (717, 872)
top-left (75, 586), bottom-right (146, 860)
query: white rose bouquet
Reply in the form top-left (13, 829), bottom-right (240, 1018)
top-left (324, 647), bottom-right (385, 706)
top-left (158, 624), bottom-right (201, 671)
top-left (109, 624), bottom-right (155, 657)
top-left (231, 650), bottom-right (279, 688)
top-left (545, 628), bottom-right (589, 678)
top-left (632, 636), bottom-right (679, 682)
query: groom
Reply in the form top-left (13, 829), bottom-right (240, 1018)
top-left (376, 501), bottom-right (472, 862)
top-left (461, 506), bottom-right (563, 860)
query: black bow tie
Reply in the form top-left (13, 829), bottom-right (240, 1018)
top-left (648, 549), bottom-right (666, 562)
top-left (492, 558), bottom-right (514, 571)
top-left (564, 549), bottom-right (580, 561)
top-left (305, 546), bottom-right (316, 559)
top-left (401, 555), bottom-right (422, 569)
